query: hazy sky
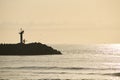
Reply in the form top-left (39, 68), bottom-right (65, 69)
top-left (0, 0), bottom-right (120, 44)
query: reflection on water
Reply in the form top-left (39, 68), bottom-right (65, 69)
top-left (0, 44), bottom-right (120, 80)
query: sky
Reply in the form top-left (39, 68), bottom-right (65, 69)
top-left (0, 0), bottom-right (120, 44)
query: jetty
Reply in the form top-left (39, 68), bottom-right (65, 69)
top-left (0, 29), bottom-right (62, 55)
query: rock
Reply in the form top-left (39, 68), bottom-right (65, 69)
top-left (0, 43), bottom-right (62, 55)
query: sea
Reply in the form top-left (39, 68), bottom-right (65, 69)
top-left (0, 44), bottom-right (120, 80)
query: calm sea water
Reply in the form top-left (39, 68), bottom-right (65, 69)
top-left (0, 44), bottom-right (120, 80)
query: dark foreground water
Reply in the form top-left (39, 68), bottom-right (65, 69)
top-left (0, 44), bottom-right (120, 80)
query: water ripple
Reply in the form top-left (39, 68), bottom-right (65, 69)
top-left (0, 66), bottom-right (119, 71)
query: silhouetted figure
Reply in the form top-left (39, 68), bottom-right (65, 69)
top-left (23, 39), bottom-right (26, 44)
top-left (19, 28), bottom-right (24, 44)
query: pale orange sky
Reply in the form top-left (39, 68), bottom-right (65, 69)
top-left (0, 0), bottom-right (120, 44)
